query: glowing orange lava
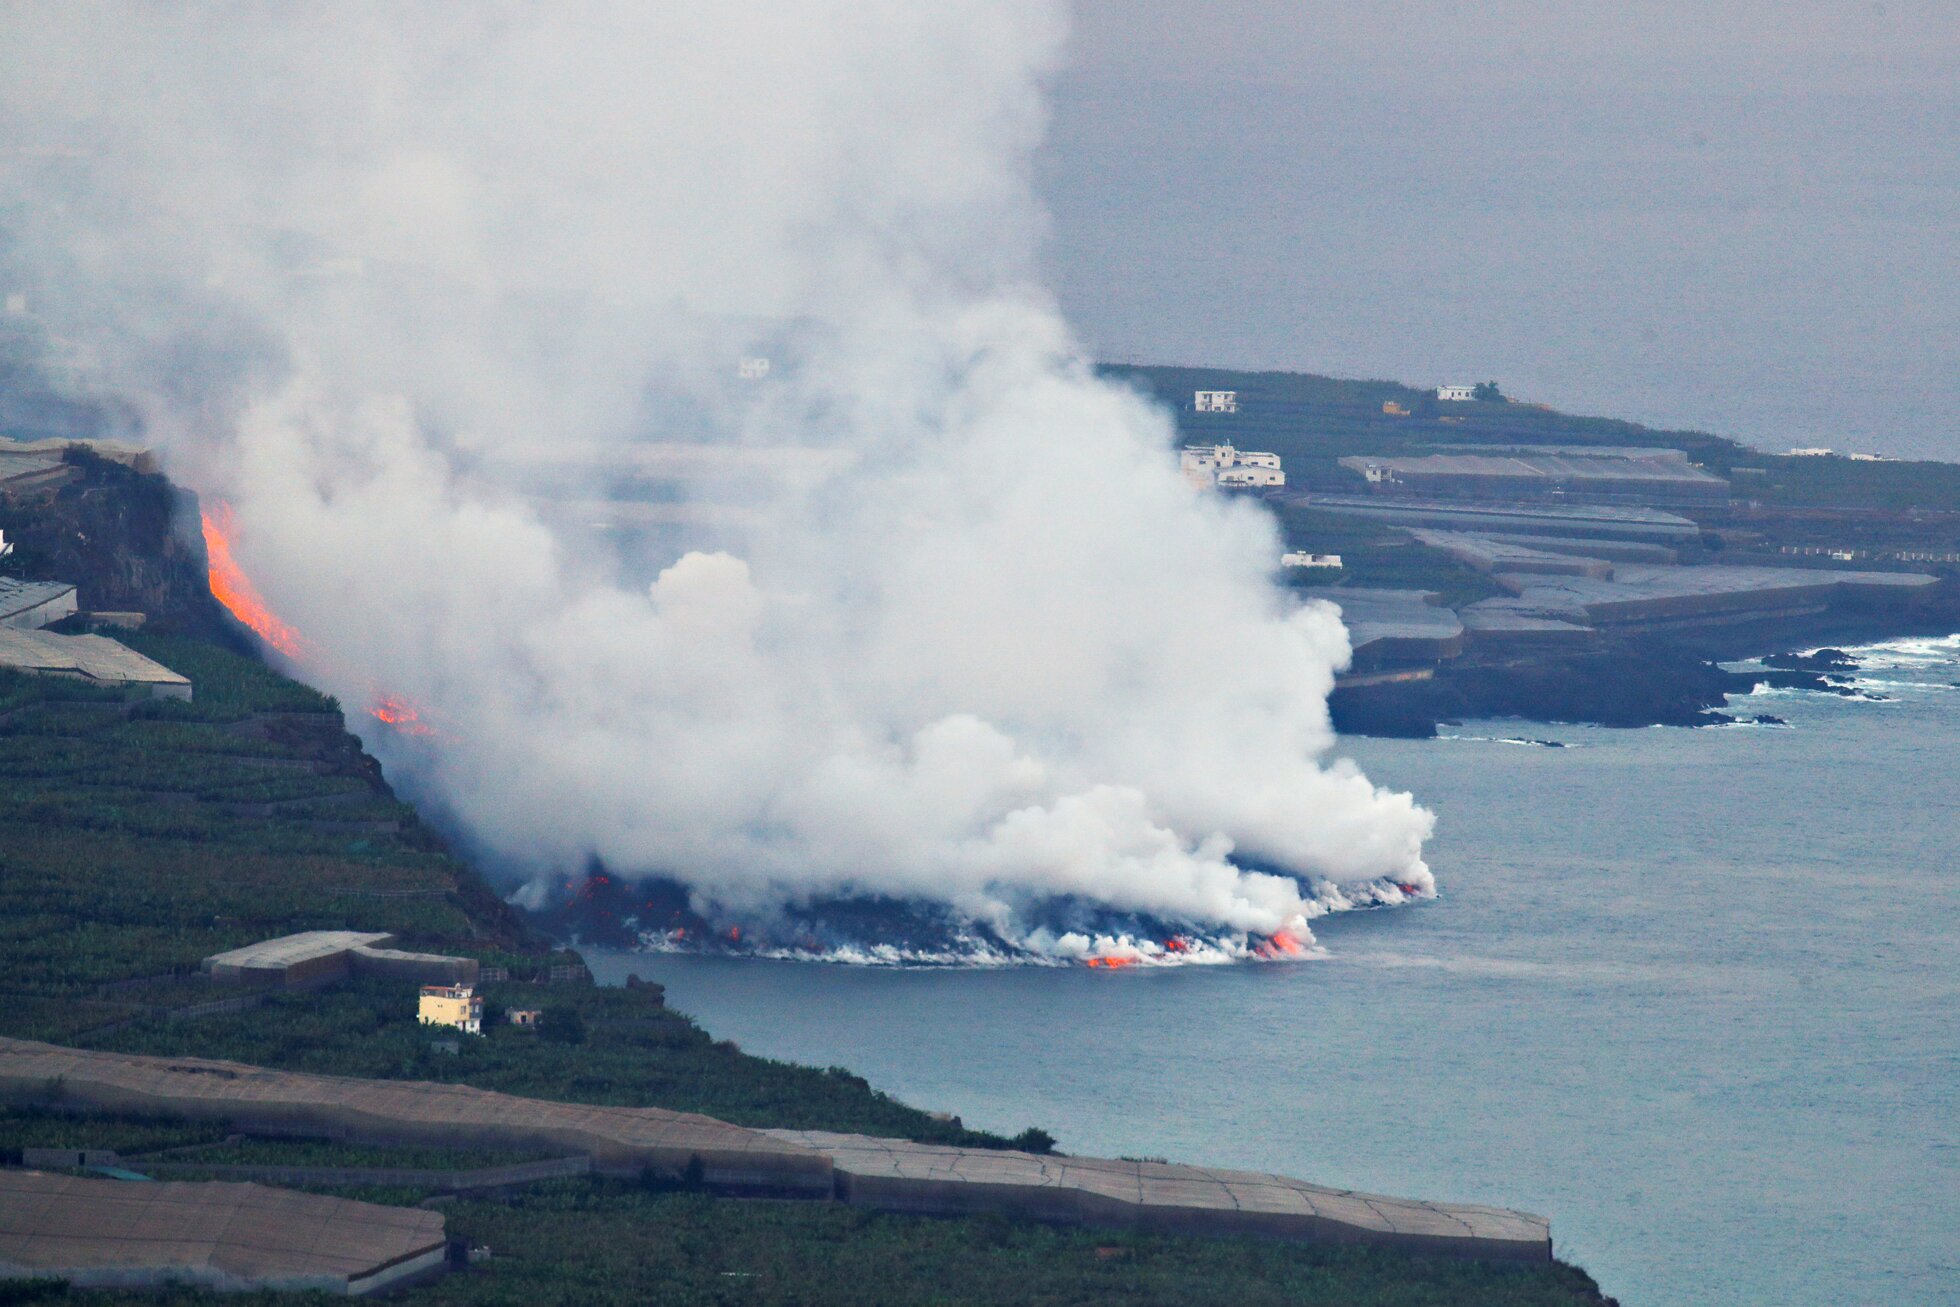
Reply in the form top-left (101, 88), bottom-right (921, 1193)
top-left (370, 693), bottom-right (438, 737)
top-left (1254, 929), bottom-right (1308, 960)
top-left (204, 501), bottom-right (437, 739)
top-left (1083, 955), bottom-right (1136, 969)
top-left (201, 504), bottom-right (303, 658)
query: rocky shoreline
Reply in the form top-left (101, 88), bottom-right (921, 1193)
top-left (1329, 604), bottom-right (1960, 738)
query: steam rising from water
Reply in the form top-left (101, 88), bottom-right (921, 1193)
top-left (0, 4), bottom-right (1434, 957)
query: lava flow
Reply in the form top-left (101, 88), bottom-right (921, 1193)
top-left (1254, 929), bottom-right (1308, 960)
top-left (200, 504), bottom-right (304, 659)
top-left (203, 501), bottom-right (437, 737)
top-left (369, 693), bottom-right (438, 737)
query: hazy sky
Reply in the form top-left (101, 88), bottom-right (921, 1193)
top-left (1041, 1), bottom-right (1960, 457)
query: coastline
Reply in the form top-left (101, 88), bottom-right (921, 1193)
top-left (1329, 590), bottom-right (1960, 737)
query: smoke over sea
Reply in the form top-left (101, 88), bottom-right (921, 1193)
top-left (0, 3), bottom-right (1434, 962)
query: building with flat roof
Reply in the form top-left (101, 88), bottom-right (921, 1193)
top-left (1465, 563), bottom-right (1938, 633)
top-left (1436, 384), bottom-right (1477, 402)
top-left (1339, 448), bottom-right (1728, 505)
top-left (419, 984), bottom-right (483, 1035)
top-left (1305, 588), bottom-right (1466, 671)
top-left (1181, 443), bottom-right (1283, 490)
top-left (1295, 493), bottom-right (1703, 543)
top-left (204, 931), bottom-right (478, 990)
top-left (0, 577), bottom-right (78, 630)
top-left (0, 1171), bottom-right (446, 1296)
top-left (0, 627), bottom-right (189, 697)
top-left (1193, 389), bottom-right (1238, 413)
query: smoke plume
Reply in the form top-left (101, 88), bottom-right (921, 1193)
top-left (0, 3), bottom-right (1434, 960)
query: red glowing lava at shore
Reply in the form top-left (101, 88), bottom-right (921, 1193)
top-left (200, 505), bottom-right (303, 659)
top-left (1254, 929), bottom-right (1308, 960)
top-left (203, 502), bottom-right (436, 737)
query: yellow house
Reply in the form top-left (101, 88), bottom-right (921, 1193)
top-left (418, 984), bottom-right (482, 1035)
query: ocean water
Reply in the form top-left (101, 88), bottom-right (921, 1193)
top-left (587, 633), bottom-right (1960, 1307)
top-left (1037, 86), bottom-right (1960, 462)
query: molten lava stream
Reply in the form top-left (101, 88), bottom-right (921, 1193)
top-left (203, 501), bottom-right (439, 738)
top-left (1253, 929), bottom-right (1308, 960)
top-left (200, 504), bottom-right (304, 659)
top-left (370, 693), bottom-right (438, 737)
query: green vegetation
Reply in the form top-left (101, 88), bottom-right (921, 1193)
top-left (0, 638), bottom-right (1028, 1148)
top-left (0, 1106), bottom-right (552, 1171)
top-left (84, 978), bottom-right (1017, 1147)
top-left (27, 1182), bottom-right (1615, 1307)
top-left (0, 647), bottom-right (482, 1042)
top-left (1734, 453), bottom-right (1960, 512)
top-left (157, 1137), bottom-right (563, 1170)
top-left (1101, 362), bottom-right (1742, 476)
top-left (411, 1184), bottom-right (1613, 1307)
top-left (1112, 360), bottom-right (1960, 516)
top-left (0, 620), bottom-right (1606, 1303)
top-left (0, 1106), bottom-right (229, 1157)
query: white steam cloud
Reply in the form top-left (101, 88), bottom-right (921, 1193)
top-left (0, 3), bottom-right (1434, 958)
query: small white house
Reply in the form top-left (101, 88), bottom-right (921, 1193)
top-left (1436, 384), bottom-right (1476, 402)
top-left (738, 356), bottom-right (771, 380)
top-left (1786, 447), bottom-right (1836, 457)
top-left (1180, 443), bottom-right (1284, 490)
top-left (1194, 390), bottom-right (1238, 414)
top-left (1281, 552), bottom-right (1342, 569)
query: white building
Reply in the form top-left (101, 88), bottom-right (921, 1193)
top-left (1194, 390), bottom-right (1238, 413)
top-left (1180, 443), bottom-right (1284, 490)
top-left (1436, 384), bottom-right (1476, 402)
top-left (1281, 552), bottom-right (1342, 569)
top-left (0, 626), bottom-right (190, 698)
top-left (738, 356), bottom-right (771, 380)
top-left (1786, 447), bottom-right (1836, 457)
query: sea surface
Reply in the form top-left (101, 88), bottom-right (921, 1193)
top-left (1037, 84), bottom-right (1960, 462)
top-left (587, 633), bottom-right (1960, 1307)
